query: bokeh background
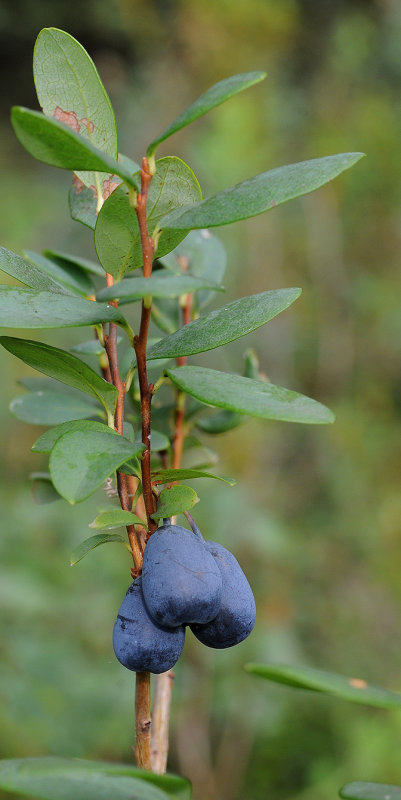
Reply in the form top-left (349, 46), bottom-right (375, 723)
top-left (1, 1), bottom-right (401, 799)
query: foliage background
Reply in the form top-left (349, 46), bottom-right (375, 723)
top-left (0, 1), bottom-right (400, 799)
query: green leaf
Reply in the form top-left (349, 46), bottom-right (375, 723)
top-left (29, 473), bottom-right (61, 505)
top-left (43, 249), bottom-right (104, 277)
top-left (0, 337), bottom-right (118, 418)
top-left (150, 430), bottom-right (171, 452)
top-left (340, 784), bottom-right (401, 800)
top-left (0, 756), bottom-right (191, 800)
top-left (11, 107), bottom-right (139, 190)
top-left (94, 157), bottom-right (202, 280)
top-left (148, 289), bottom-right (301, 359)
top-left (151, 485), bottom-right (199, 520)
top-left (0, 246), bottom-right (68, 293)
top-left (147, 71), bottom-right (266, 159)
top-left (166, 366), bottom-right (335, 424)
top-left (244, 663), bottom-right (401, 709)
top-left (196, 348), bottom-right (260, 433)
top-left (49, 429), bottom-right (145, 503)
top-left (152, 469), bottom-right (235, 485)
top-left (24, 250), bottom-right (94, 297)
top-left (69, 180), bottom-right (98, 229)
top-left (97, 273), bottom-right (223, 303)
top-left (34, 27), bottom-right (118, 200)
top-left (89, 509), bottom-right (146, 530)
top-left (160, 229), bottom-right (227, 312)
top-left (159, 153), bottom-right (365, 230)
top-left (10, 392), bottom-right (102, 425)
top-left (70, 340), bottom-right (109, 356)
top-left (32, 420), bottom-right (116, 454)
top-left (70, 533), bottom-right (127, 565)
top-left (0, 287), bottom-right (130, 333)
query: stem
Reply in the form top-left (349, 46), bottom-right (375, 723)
top-left (135, 672), bottom-right (152, 770)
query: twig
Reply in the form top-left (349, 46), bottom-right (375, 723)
top-left (134, 672), bottom-right (152, 770)
top-left (151, 670), bottom-right (175, 774)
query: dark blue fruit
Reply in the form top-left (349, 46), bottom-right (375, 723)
top-left (141, 519), bottom-right (223, 627)
top-left (113, 577), bottom-right (185, 674)
top-left (190, 542), bottom-right (256, 648)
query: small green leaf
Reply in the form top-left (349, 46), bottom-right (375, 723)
top-left (340, 784), bottom-right (401, 800)
top-left (0, 246), bottom-right (68, 293)
top-left (94, 157), bottom-right (202, 280)
top-left (0, 287), bottom-right (130, 333)
top-left (0, 337), bottom-right (118, 418)
top-left (42, 249), bottom-right (104, 277)
top-left (69, 181), bottom-right (98, 229)
top-left (152, 469), bottom-right (235, 485)
top-left (166, 366), bottom-right (335, 424)
top-left (29, 473), bottom-right (61, 504)
top-left (89, 509), bottom-right (146, 530)
top-left (0, 756), bottom-right (191, 800)
top-left (159, 153), bottom-right (365, 230)
top-left (150, 430), bottom-right (170, 452)
top-left (11, 108), bottom-right (139, 190)
top-left (97, 273), bottom-right (222, 303)
top-left (10, 392), bottom-right (101, 425)
top-left (49, 429), bottom-right (145, 503)
top-left (24, 250), bottom-right (94, 297)
top-left (148, 289), bottom-right (301, 359)
top-left (34, 27), bottom-right (118, 196)
top-left (152, 485), bottom-right (199, 520)
top-left (244, 663), bottom-right (401, 709)
top-left (32, 420), bottom-right (116, 454)
top-left (160, 229), bottom-right (227, 312)
top-left (196, 409), bottom-right (244, 434)
top-left (70, 533), bottom-right (127, 565)
top-left (147, 71), bottom-right (266, 159)
top-left (70, 340), bottom-right (109, 356)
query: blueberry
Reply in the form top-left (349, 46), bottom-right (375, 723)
top-left (190, 542), bottom-right (256, 648)
top-left (113, 577), bottom-right (185, 674)
top-left (141, 519), bottom-right (223, 627)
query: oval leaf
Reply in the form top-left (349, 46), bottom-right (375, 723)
top-left (10, 392), bottom-right (101, 425)
top-left (95, 157), bottom-right (202, 280)
top-left (29, 473), bottom-right (61, 505)
top-left (34, 27), bottom-right (118, 195)
top-left (151, 469), bottom-right (235, 486)
top-left (11, 107), bottom-right (139, 190)
top-left (24, 251), bottom-right (94, 297)
top-left (340, 784), bottom-right (401, 800)
top-left (97, 273), bottom-right (222, 303)
top-left (160, 229), bottom-right (227, 312)
top-left (245, 663), bottom-right (401, 709)
top-left (0, 756), bottom-right (190, 800)
top-left (147, 71), bottom-right (266, 159)
top-left (89, 509), bottom-right (146, 530)
top-left (0, 246), bottom-right (68, 294)
top-left (32, 420), bottom-right (117, 454)
top-left (166, 366), bottom-right (335, 425)
top-left (49, 429), bottom-right (145, 503)
top-left (0, 287), bottom-right (130, 333)
top-left (159, 153), bottom-right (365, 230)
top-left (70, 533), bottom-right (127, 565)
top-left (0, 337), bottom-right (118, 418)
top-left (148, 288), bottom-right (301, 359)
top-left (43, 249), bottom-right (104, 277)
top-left (151, 485), bottom-right (199, 520)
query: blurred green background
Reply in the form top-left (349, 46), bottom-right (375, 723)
top-left (1, 1), bottom-right (401, 799)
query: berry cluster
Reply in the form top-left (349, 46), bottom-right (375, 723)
top-left (113, 518), bottom-right (256, 674)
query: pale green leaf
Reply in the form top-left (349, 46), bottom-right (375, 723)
top-left (70, 533), bottom-right (127, 565)
top-left (0, 246), bottom-right (68, 294)
top-left (160, 229), bottom-right (227, 311)
top-left (24, 250), bottom-right (94, 297)
top-left (10, 392), bottom-right (102, 425)
top-left (159, 153), bottom-right (365, 230)
top-left (0, 756), bottom-right (191, 800)
top-left (94, 157), bottom-right (202, 280)
top-left (0, 337), bottom-right (118, 417)
top-left (340, 784), bottom-right (401, 800)
top-left (32, 420), bottom-right (116, 454)
top-left (147, 71), bottom-right (266, 159)
top-left (166, 366), bottom-right (335, 424)
top-left (89, 509), bottom-right (146, 530)
top-left (49, 429), bottom-right (145, 503)
top-left (151, 485), bottom-right (199, 520)
top-left (11, 107), bottom-right (139, 190)
top-left (148, 289), bottom-right (301, 359)
top-left (29, 473), bottom-right (61, 504)
top-left (245, 663), bottom-right (401, 709)
top-left (97, 273), bottom-right (222, 303)
top-left (69, 181), bottom-right (98, 229)
top-left (151, 469), bottom-right (235, 485)
top-left (43, 249), bottom-right (104, 277)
